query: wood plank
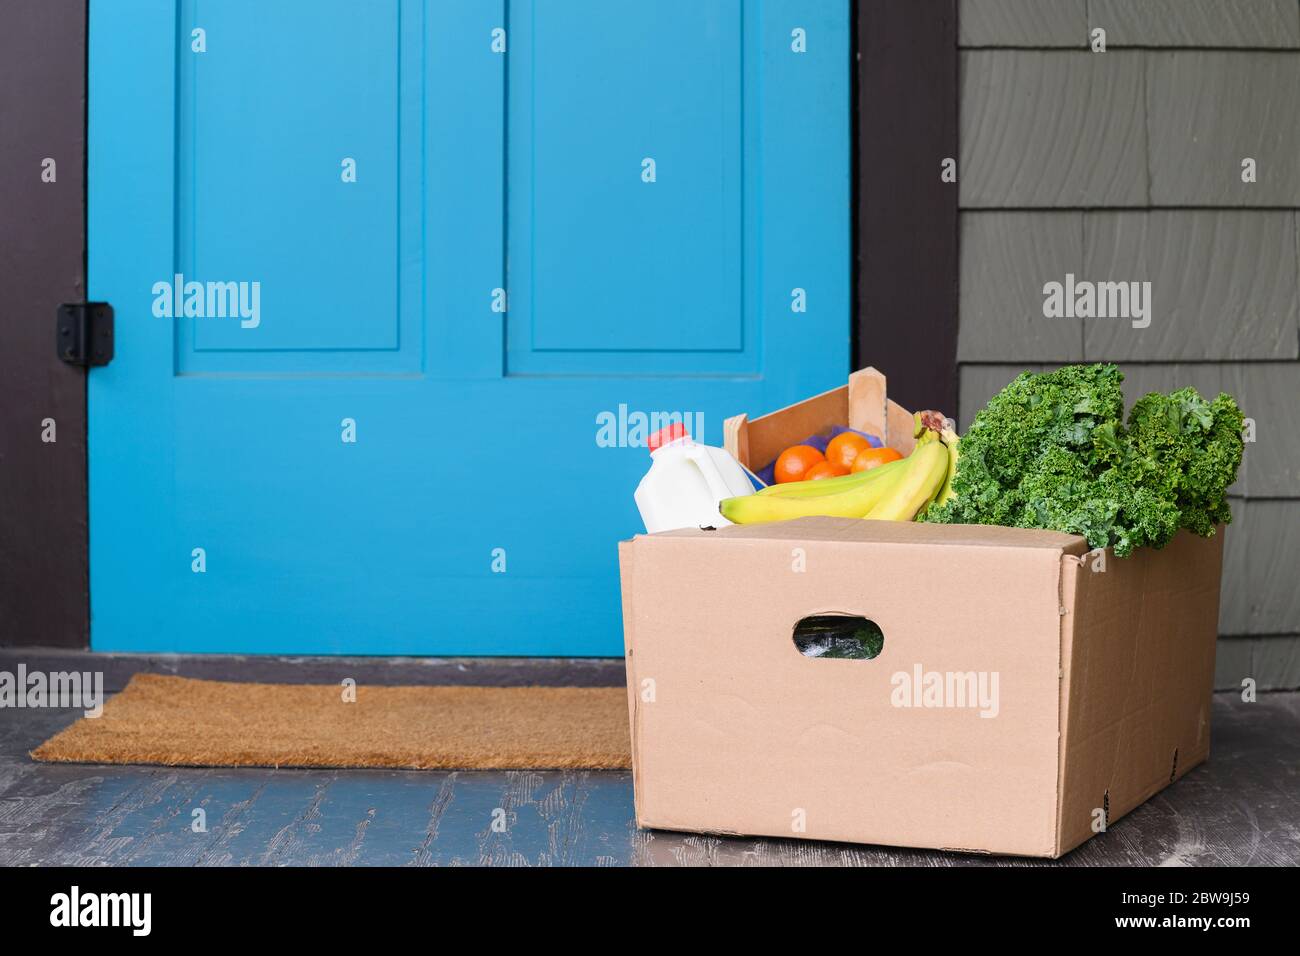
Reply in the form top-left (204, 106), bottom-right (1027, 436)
top-left (1092, 0), bottom-right (1300, 49)
top-left (960, 51), bottom-right (1148, 208)
top-left (1147, 52), bottom-right (1300, 206)
top-left (857, 0), bottom-right (959, 415)
top-left (847, 367), bottom-right (888, 436)
top-left (0, 0), bottom-right (87, 648)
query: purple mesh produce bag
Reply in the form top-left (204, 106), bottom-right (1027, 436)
top-left (752, 426), bottom-right (883, 487)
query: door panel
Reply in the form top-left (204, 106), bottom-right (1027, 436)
top-left (89, 0), bottom-right (849, 655)
top-left (523, 0), bottom-right (742, 353)
top-left (187, 0), bottom-right (401, 353)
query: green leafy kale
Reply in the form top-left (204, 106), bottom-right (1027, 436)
top-left (1124, 388), bottom-right (1244, 538)
top-left (922, 364), bottom-right (1244, 556)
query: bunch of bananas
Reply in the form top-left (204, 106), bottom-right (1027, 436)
top-left (720, 413), bottom-right (960, 525)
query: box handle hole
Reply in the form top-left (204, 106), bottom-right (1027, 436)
top-left (793, 615), bottom-right (883, 660)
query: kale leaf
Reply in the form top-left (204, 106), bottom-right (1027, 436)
top-left (922, 364), bottom-right (1244, 557)
top-left (1124, 387), bottom-right (1244, 538)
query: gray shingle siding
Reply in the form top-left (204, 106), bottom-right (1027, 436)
top-left (1082, 211), bottom-right (1299, 360)
top-left (959, 1), bottom-right (1088, 48)
top-left (1147, 52), bottom-right (1300, 205)
top-left (1092, 0), bottom-right (1300, 49)
top-left (962, 51), bottom-right (1300, 207)
top-left (960, 52), bottom-right (1147, 206)
top-left (958, 213), bottom-right (1085, 361)
top-left (1215, 636), bottom-right (1300, 692)
top-left (957, 2), bottom-right (1300, 688)
top-left (960, 0), bottom-right (1300, 48)
top-left (960, 211), bottom-right (1300, 361)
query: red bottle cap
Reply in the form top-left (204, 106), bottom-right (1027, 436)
top-left (647, 422), bottom-right (689, 453)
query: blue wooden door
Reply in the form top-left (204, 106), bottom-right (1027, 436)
top-left (88, 0), bottom-right (849, 654)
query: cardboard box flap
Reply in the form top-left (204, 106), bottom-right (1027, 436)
top-left (645, 515), bottom-right (1090, 553)
top-left (1053, 529), bottom-right (1224, 857)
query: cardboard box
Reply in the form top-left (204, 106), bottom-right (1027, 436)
top-left (618, 369), bottom-right (1225, 857)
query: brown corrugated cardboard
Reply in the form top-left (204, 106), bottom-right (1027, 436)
top-left (619, 517), bottom-right (1224, 857)
top-left (1054, 528), bottom-right (1224, 856)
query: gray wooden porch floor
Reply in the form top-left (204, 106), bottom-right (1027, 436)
top-left (1, 651), bottom-right (1297, 866)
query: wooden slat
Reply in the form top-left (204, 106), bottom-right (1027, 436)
top-left (739, 383), bottom-right (848, 471)
top-left (846, 366), bottom-right (888, 436)
top-left (886, 400), bottom-right (919, 455)
top-left (722, 413), bottom-right (750, 470)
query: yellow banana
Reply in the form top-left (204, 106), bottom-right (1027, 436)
top-left (756, 455), bottom-right (908, 499)
top-left (913, 410), bottom-right (961, 509)
top-left (721, 462), bottom-right (910, 524)
top-left (862, 439), bottom-right (949, 521)
top-left (936, 427), bottom-right (960, 506)
top-left (913, 409), bottom-right (948, 440)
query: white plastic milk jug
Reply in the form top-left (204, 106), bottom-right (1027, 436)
top-left (634, 423), bottom-right (755, 533)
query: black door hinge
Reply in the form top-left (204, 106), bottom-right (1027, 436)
top-left (57, 302), bottom-right (114, 367)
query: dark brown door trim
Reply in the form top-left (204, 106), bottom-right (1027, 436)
top-left (854, 0), bottom-right (960, 416)
top-left (0, 1), bottom-right (89, 648)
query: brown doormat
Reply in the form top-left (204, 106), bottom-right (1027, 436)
top-left (31, 674), bottom-right (631, 771)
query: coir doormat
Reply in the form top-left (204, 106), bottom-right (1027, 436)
top-left (31, 674), bottom-right (631, 770)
